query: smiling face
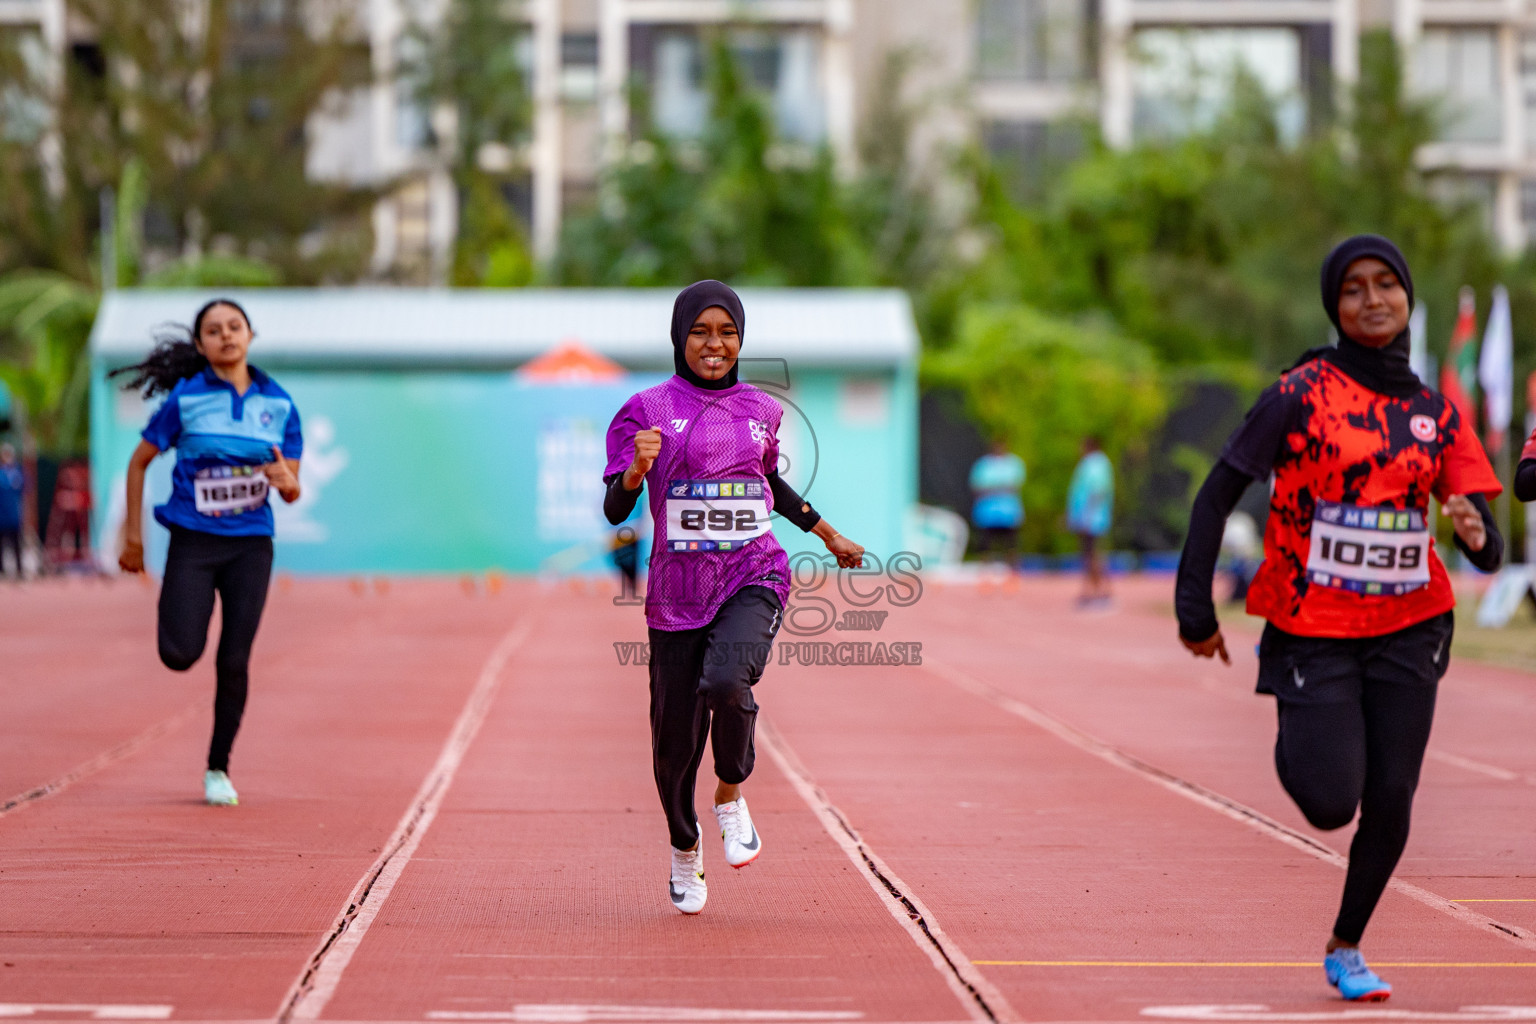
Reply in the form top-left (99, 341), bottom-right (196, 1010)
top-left (195, 303), bottom-right (253, 371)
top-left (1337, 257), bottom-right (1410, 349)
top-left (684, 305), bottom-right (741, 381)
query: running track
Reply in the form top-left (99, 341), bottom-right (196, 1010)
top-left (2, 574), bottom-right (1534, 1024)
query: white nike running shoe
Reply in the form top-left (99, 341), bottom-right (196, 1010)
top-left (204, 770), bottom-right (238, 806)
top-left (669, 842), bottom-right (707, 914)
top-left (713, 795), bottom-right (761, 868)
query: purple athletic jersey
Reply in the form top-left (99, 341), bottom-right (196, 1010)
top-left (605, 376), bottom-right (791, 631)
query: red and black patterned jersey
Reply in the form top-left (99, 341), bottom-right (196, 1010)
top-left (1224, 358), bottom-right (1500, 638)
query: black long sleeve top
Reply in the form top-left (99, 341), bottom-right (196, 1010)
top-left (1515, 457), bottom-right (1536, 503)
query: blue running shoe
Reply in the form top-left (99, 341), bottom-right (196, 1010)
top-left (1325, 947), bottom-right (1391, 1001)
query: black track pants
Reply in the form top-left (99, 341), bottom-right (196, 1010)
top-left (648, 585), bottom-right (783, 851)
top-left (0, 529), bottom-right (20, 577)
top-left (158, 527), bottom-right (274, 773)
top-left (1259, 612), bottom-right (1451, 944)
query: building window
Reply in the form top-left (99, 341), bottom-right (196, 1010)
top-left (982, 119), bottom-right (1085, 203)
top-left (1428, 173), bottom-right (1497, 238)
top-left (1131, 28), bottom-right (1305, 142)
top-left (1520, 31), bottom-right (1536, 156)
top-left (1416, 28), bottom-right (1502, 145)
top-left (1, 29), bottom-right (50, 145)
top-left (1520, 179), bottom-right (1536, 231)
top-left (641, 28), bottom-right (825, 143)
top-left (562, 32), bottom-right (599, 102)
top-left (975, 0), bottom-right (1092, 84)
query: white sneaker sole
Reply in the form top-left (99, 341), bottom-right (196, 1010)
top-left (725, 845), bottom-right (759, 868)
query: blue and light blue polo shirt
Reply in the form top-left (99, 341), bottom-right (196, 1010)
top-left (141, 365), bottom-right (303, 537)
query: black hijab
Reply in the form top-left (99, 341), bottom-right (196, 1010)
top-left (1297, 234), bottom-right (1422, 398)
top-left (671, 280), bottom-right (745, 391)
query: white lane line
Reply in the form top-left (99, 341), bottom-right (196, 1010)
top-left (428, 1013), bottom-right (858, 1022)
top-left (758, 718), bottom-right (1020, 1024)
top-left (0, 1006), bottom-right (174, 1020)
top-left (0, 703), bottom-right (201, 819)
top-left (276, 616), bottom-right (535, 1022)
top-left (1429, 750), bottom-right (1536, 786)
top-left (922, 660), bottom-right (1536, 953)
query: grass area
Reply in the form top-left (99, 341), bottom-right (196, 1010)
top-left (1446, 596), bottom-right (1536, 675)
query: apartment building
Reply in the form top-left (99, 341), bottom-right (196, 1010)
top-left (4, 0), bottom-right (1535, 273)
top-left (441, 0), bottom-right (1536, 267)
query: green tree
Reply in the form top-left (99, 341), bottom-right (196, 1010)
top-left (924, 304), bottom-right (1168, 552)
top-left (0, 0), bottom-right (375, 285)
top-left (556, 41), bottom-right (943, 288)
top-left (406, 0), bottom-right (535, 286)
top-left (944, 33), bottom-right (1505, 374)
top-left (0, 272), bottom-right (97, 456)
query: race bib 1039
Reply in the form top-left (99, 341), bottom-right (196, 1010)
top-left (1306, 500), bottom-right (1431, 596)
top-left (665, 479), bottom-right (772, 553)
top-left (193, 465), bottom-right (269, 517)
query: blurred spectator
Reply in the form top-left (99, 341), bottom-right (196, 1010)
top-left (0, 444), bottom-right (22, 579)
top-left (612, 521), bottom-right (641, 605)
top-left (1066, 437), bottom-right (1114, 604)
top-left (1221, 511), bottom-right (1261, 603)
top-left (44, 458), bottom-right (92, 569)
top-left (968, 440), bottom-right (1026, 563)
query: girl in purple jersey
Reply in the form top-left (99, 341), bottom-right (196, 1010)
top-left (604, 280), bottom-right (865, 915)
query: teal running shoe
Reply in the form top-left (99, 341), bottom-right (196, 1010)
top-left (203, 770), bottom-right (239, 806)
top-left (1325, 947), bottom-right (1391, 1001)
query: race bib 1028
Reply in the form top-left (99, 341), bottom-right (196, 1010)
top-left (1306, 500), bottom-right (1431, 596)
top-left (665, 479), bottom-right (772, 553)
top-left (193, 465), bottom-right (269, 517)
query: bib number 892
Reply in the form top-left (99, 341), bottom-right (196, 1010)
top-left (680, 508), bottom-right (758, 531)
top-left (1317, 536), bottom-right (1422, 570)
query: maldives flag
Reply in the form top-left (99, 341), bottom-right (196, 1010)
top-left (1440, 286), bottom-right (1479, 428)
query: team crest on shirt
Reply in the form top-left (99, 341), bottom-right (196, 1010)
top-left (260, 410), bottom-right (275, 427)
top-left (748, 419), bottom-right (769, 446)
top-left (1410, 415), bottom-right (1437, 443)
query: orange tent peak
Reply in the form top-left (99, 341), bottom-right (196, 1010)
top-left (518, 341), bottom-right (625, 383)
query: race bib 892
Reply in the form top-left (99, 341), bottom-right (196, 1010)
top-left (665, 479), bottom-right (772, 553)
top-left (1306, 500), bottom-right (1431, 596)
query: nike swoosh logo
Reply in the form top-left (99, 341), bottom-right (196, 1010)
top-left (1433, 638), bottom-right (1447, 662)
top-left (1293, 667), bottom-right (1305, 689)
top-left (740, 826), bottom-right (759, 852)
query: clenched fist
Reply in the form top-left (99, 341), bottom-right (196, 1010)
top-left (624, 426), bottom-right (663, 490)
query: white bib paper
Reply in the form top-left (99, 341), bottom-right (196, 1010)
top-left (193, 466), bottom-right (269, 517)
top-left (665, 479), bottom-right (772, 553)
top-left (1306, 500), bottom-right (1431, 596)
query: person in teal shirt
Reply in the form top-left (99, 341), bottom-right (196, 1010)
top-left (969, 441), bottom-right (1026, 563)
top-left (1067, 437), bottom-right (1114, 603)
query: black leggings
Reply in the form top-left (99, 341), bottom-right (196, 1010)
top-left (158, 527), bottom-right (274, 773)
top-left (0, 529), bottom-right (20, 577)
top-left (648, 585), bottom-right (783, 851)
top-left (1259, 612), bottom-right (1451, 944)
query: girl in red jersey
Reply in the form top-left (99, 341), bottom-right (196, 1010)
top-left (1176, 236), bottom-right (1503, 1002)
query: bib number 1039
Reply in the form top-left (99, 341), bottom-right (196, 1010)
top-left (1306, 500), bottom-right (1430, 596)
top-left (1315, 535), bottom-right (1422, 571)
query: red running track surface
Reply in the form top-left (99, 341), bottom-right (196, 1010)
top-left (1, 574), bottom-right (1533, 1024)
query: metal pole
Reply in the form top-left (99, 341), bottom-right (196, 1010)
top-left (1497, 439), bottom-right (1513, 558)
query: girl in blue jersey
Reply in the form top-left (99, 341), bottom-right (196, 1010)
top-left (114, 299), bottom-right (303, 806)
